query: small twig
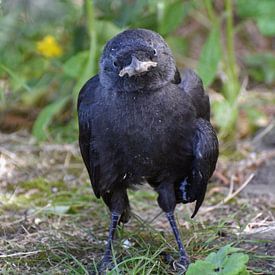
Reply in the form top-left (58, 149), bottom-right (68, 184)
top-left (0, 250), bottom-right (42, 258)
top-left (223, 173), bottom-right (254, 204)
top-left (200, 173), bottom-right (254, 214)
top-left (228, 175), bottom-right (235, 197)
top-left (252, 121), bottom-right (275, 144)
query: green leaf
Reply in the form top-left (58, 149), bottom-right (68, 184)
top-left (187, 245), bottom-right (249, 275)
top-left (158, 0), bottom-right (186, 36)
top-left (236, 0), bottom-right (275, 18)
top-left (118, 0), bottom-right (149, 27)
top-left (236, 0), bottom-right (275, 37)
top-left (63, 51), bottom-right (89, 79)
top-left (222, 253), bottom-right (249, 275)
top-left (32, 96), bottom-right (70, 141)
top-left (197, 26), bottom-right (221, 87)
top-left (206, 244), bottom-right (241, 271)
top-left (186, 260), bottom-right (216, 275)
top-left (256, 17), bottom-right (275, 36)
top-left (214, 244), bottom-right (240, 264)
top-left (238, 270), bottom-right (250, 275)
top-left (205, 252), bottom-right (218, 264)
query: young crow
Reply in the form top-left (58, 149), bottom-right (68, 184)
top-left (78, 28), bottom-right (218, 273)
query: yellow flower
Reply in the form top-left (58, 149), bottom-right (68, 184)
top-left (36, 35), bottom-right (63, 58)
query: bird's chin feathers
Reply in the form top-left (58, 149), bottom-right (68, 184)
top-left (100, 67), bottom-right (175, 92)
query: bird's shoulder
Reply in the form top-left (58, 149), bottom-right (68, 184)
top-left (177, 69), bottom-right (210, 121)
top-left (77, 74), bottom-right (100, 111)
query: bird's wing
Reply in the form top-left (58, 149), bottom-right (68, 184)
top-left (77, 75), bottom-right (101, 198)
top-left (178, 69), bottom-right (210, 121)
top-left (189, 118), bottom-right (219, 218)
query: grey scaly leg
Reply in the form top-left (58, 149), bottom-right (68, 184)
top-left (99, 212), bottom-right (120, 272)
top-left (166, 212), bottom-right (189, 272)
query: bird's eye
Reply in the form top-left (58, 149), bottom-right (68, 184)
top-left (153, 49), bottom-right (157, 56)
top-left (113, 61), bottom-right (118, 67)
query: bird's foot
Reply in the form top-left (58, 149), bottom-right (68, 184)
top-left (172, 256), bottom-right (190, 274)
top-left (161, 253), bottom-right (189, 274)
top-left (98, 255), bottom-right (115, 274)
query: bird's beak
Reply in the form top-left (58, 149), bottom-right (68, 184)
top-left (119, 56), bottom-right (157, 77)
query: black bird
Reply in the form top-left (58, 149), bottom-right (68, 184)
top-left (78, 28), bottom-right (218, 272)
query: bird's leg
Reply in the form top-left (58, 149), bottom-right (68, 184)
top-left (99, 211), bottom-right (120, 271)
top-left (99, 188), bottom-right (129, 272)
top-left (156, 182), bottom-right (189, 272)
top-left (166, 211), bottom-right (189, 271)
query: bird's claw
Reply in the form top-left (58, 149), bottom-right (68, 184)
top-left (161, 252), bottom-right (189, 274)
top-left (172, 257), bottom-right (189, 274)
top-left (172, 258), bottom-right (189, 272)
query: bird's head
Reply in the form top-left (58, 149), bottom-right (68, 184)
top-left (99, 28), bottom-right (178, 92)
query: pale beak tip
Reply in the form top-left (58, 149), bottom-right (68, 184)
top-left (119, 58), bottom-right (157, 78)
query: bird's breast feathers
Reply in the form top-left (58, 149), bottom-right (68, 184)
top-left (94, 85), bottom-right (195, 164)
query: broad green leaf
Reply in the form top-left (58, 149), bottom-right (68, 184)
top-left (119, 0), bottom-right (149, 26)
top-left (63, 51), bottom-right (89, 79)
top-left (205, 252), bottom-right (218, 264)
top-left (236, 0), bottom-right (260, 17)
top-left (236, 0), bottom-right (275, 37)
top-left (222, 253), bottom-right (249, 275)
top-left (32, 96), bottom-right (70, 141)
top-left (186, 260), bottom-right (216, 275)
top-left (256, 17), bottom-right (275, 36)
top-left (236, 0), bottom-right (275, 18)
top-left (197, 26), bottom-right (221, 87)
top-left (215, 244), bottom-right (240, 266)
top-left (206, 244), bottom-right (241, 269)
top-left (158, 0), bottom-right (186, 36)
top-left (187, 245), bottom-right (249, 275)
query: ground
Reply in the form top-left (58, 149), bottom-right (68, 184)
top-left (0, 131), bottom-right (274, 274)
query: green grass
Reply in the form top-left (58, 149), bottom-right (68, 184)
top-left (0, 177), bottom-right (274, 274)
